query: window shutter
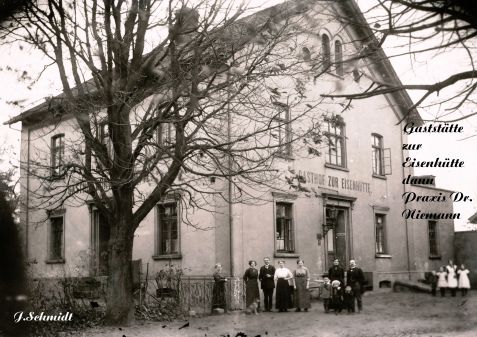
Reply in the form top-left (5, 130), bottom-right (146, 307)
top-left (383, 148), bottom-right (392, 175)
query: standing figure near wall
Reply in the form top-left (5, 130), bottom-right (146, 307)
top-left (328, 258), bottom-right (345, 285)
top-left (259, 257), bottom-right (276, 312)
top-left (293, 259), bottom-right (311, 312)
top-left (457, 264), bottom-right (471, 297)
top-left (437, 266), bottom-right (448, 297)
top-left (274, 260), bottom-right (293, 312)
top-left (346, 259), bottom-right (365, 313)
top-left (447, 260), bottom-right (458, 297)
top-left (212, 263), bottom-right (227, 312)
top-left (243, 260), bottom-right (260, 309)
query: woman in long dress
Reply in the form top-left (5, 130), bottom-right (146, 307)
top-left (243, 260), bottom-right (260, 309)
top-left (212, 263), bottom-right (227, 311)
top-left (436, 266), bottom-right (448, 297)
top-left (457, 264), bottom-right (471, 297)
top-left (274, 260), bottom-right (293, 312)
top-left (293, 259), bottom-right (311, 312)
top-left (446, 260), bottom-right (458, 297)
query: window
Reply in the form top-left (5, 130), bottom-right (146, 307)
top-left (157, 122), bottom-right (175, 146)
top-left (92, 209), bottom-right (110, 275)
top-left (428, 221), bottom-right (440, 257)
top-left (335, 40), bottom-right (343, 76)
top-left (372, 134), bottom-right (384, 175)
top-left (271, 105), bottom-right (292, 157)
top-left (375, 213), bottom-right (387, 254)
top-left (48, 216), bottom-right (64, 261)
top-left (324, 116), bottom-right (346, 167)
top-left (322, 34), bottom-right (331, 71)
top-left (275, 202), bottom-right (294, 252)
top-left (372, 134), bottom-right (392, 176)
top-left (157, 202), bottom-right (179, 255)
top-left (99, 121), bottom-right (109, 145)
top-left (51, 134), bottom-right (65, 176)
top-left (99, 121), bottom-right (114, 158)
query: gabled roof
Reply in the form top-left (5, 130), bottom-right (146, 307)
top-left (5, 0), bottom-right (422, 126)
top-left (333, 0), bottom-right (422, 125)
top-left (469, 211), bottom-right (477, 224)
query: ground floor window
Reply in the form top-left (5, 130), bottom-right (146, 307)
top-left (48, 215), bottom-right (64, 262)
top-left (428, 220), bottom-right (439, 257)
top-left (375, 213), bottom-right (387, 254)
top-left (92, 210), bottom-right (110, 275)
top-left (275, 202), bottom-right (294, 252)
top-left (157, 202), bottom-right (179, 255)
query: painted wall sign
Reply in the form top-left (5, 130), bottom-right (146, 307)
top-left (297, 170), bottom-right (371, 194)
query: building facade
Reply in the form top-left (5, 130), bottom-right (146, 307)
top-left (8, 0), bottom-right (455, 291)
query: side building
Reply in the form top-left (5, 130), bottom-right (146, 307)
top-left (454, 212), bottom-right (477, 289)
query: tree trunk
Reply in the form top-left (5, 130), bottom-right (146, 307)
top-left (104, 209), bottom-right (135, 325)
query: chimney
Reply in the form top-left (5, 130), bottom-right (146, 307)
top-left (172, 7), bottom-right (199, 45)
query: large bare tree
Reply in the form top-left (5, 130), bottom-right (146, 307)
top-left (2, 0), bottom-right (332, 325)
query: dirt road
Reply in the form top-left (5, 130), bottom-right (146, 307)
top-left (76, 290), bottom-right (477, 337)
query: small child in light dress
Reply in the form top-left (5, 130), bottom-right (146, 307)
top-left (321, 277), bottom-right (332, 313)
top-left (436, 266), bottom-right (448, 297)
top-left (446, 261), bottom-right (458, 297)
top-left (457, 264), bottom-right (471, 297)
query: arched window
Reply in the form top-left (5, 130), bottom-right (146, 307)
top-left (335, 40), bottom-right (343, 76)
top-left (322, 34), bottom-right (331, 71)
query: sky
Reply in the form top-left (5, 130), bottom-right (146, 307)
top-left (0, 0), bottom-right (476, 230)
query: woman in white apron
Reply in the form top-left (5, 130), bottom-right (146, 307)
top-left (446, 260), bottom-right (458, 297)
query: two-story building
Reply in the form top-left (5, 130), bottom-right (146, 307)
top-left (6, 0), bottom-right (455, 292)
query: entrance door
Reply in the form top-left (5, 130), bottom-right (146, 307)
top-left (92, 210), bottom-right (110, 276)
top-left (325, 206), bottom-right (349, 269)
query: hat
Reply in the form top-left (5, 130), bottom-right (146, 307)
top-left (331, 280), bottom-right (341, 287)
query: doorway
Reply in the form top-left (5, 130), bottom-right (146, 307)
top-left (325, 206), bottom-right (349, 269)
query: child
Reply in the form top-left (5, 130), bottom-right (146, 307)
top-left (457, 264), bottom-right (471, 297)
top-left (321, 277), bottom-right (332, 313)
top-left (343, 285), bottom-right (355, 313)
top-left (436, 266), bottom-right (448, 297)
top-left (429, 270), bottom-right (438, 296)
top-left (330, 280), bottom-right (343, 314)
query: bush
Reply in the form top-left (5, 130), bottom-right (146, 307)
top-left (26, 278), bottom-right (104, 337)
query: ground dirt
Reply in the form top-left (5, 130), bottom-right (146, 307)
top-left (73, 289), bottom-right (477, 337)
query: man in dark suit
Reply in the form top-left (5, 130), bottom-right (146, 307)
top-left (346, 259), bottom-right (365, 313)
top-left (328, 258), bottom-right (345, 285)
top-left (259, 257), bottom-right (275, 311)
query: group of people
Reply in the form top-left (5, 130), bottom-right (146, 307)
top-left (242, 258), bottom-right (312, 312)
top-left (212, 257), bottom-right (366, 314)
top-left (321, 259), bottom-right (366, 314)
top-left (432, 260), bottom-right (471, 297)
